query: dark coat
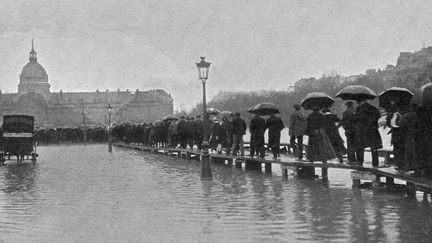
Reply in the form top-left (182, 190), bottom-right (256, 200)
top-left (289, 111), bottom-right (307, 136)
top-left (386, 112), bottom-right (404, 145)
top-left (250, 116), bottom-right (266, 146)
top-left (322, 113), bottom-right (346, 154)
top-left (355, 103), bottom-right (383, 150)
top-left (266, 116), bottom-right (285, 148)
top-left (210, 121), bottom-right (225, 148)
top-left (399, 111), bottom-right (418, 170)
top-left (414, 106), bottom-right (432, 169)
top-left (190, 119), bottom-right (203, 135)
top-left (305, 111), bottom-right (337, 161)
top-left (342, 109), bottom-right (356, 134)
top-left (231, 116), bottom-right (247, 135)
top-left (221, 120), bottom-right (233, 147)
top-left (177, 119), bottom-right (190, 136)
top-left (306, 112), bottom-right (324, 134)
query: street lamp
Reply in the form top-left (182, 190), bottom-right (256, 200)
top-left (107, 104), bottom-right (113, 153)
top-left (196, 57), bottom-right (212, 180)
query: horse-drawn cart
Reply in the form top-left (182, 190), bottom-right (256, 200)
top-left (0, 115), bottom-right (38, 165)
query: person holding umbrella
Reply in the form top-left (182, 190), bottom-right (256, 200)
top-left (321, 107), bottom-right (346, 163)
top-left (380, 87), bottom-right (413, 170)
top-left (266, 113), bottom-right (285, 159)
top-left (398, 104), bottom-right (418, 172)
top-left (250, 113), bottom-right (266, 158)
top-left (355, 99), bottom-right (382, 167)
top-left (301, 92), bottom-right (337, 163)
top-left (247, 102), bottom-right (280, 158)
top-left (410, 83), bottom-right (432, 177)
top-left (336, 85), bottom-right (382, 167)
top-left (289, 104), bottom-right (307, 160)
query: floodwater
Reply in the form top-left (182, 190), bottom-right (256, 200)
top-left (1, 144), bottom-right (431, 242)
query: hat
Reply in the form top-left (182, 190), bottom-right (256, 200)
top-left (233, 112), bottom-right (241, 116)
top-left (180, 115), bottom-right (186, 119)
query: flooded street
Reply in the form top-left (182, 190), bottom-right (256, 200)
top-left (1, 144), bottom-right (432, 242)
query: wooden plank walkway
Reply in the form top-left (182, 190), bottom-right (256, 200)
top-left (114, 143), bottom-right (431, 197)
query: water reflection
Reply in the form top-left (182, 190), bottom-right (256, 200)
top-left (1, 163), bottom-right (38, 193)
top-left (0, 144), bottom-right (431, 242)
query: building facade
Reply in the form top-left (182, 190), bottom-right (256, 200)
top-left (0, 42), bottom-right (174, 127)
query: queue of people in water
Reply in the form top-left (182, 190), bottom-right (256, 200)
top-left (111, 83), bottom-right (432, 179)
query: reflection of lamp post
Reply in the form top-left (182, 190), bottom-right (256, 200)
top-left (196, 57), bottom-right (212, 180)
top-left (107, 104), bottom-right (113, 153)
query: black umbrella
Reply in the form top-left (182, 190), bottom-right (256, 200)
top-left (411, 82), bottom-right (432, 106)
top-left (379, 87), bottom-right (413, 111)
top-left (206, 107), bottom-right (221, 115)
top-left (247, 102), bottom-right (280, 115)
top-left (301, 92), bottom-right (334, 110)
top-left (335, 85), bottom-right (377, 100)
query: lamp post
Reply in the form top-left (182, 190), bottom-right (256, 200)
top-left (107, 104), bottom-right (113, 153)
top-left (196, 57), bottom-right (212, 180)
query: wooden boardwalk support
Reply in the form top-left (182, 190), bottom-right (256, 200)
top-left (265, 162), bottom-right (272, 173)
top-left (235, 159), bottom-right (243, 168)
top-left (321, 163), bottom-right (328, 180)
top-left (113, 143), bottom-right (432, 196)
top-left (281, 164), bottom-right (288, 179)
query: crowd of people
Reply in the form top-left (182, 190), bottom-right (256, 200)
top-left (108, 84), bottom-right (432, 179)
top-left (34, 127), bottom-right (108, 144)
top-left (111, 112), bottom-right (284, 159)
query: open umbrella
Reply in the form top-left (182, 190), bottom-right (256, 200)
top-left (411, 82), bottom-right (432, 106)
top-left (206, 108), bottom-right (221, 115)
top-left (163, 115), bottom-right (178, 121)
top-left (379, 87), bottom-right (413, 111)
top-left (247, 102), bottom-right (280, 115)
top-left (335, 85), bottom-right (377, 100)
top-left (301, 92), bottom-right (334, 110)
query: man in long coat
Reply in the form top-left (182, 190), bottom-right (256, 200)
top-left (266, 113), bottom-right (285, 158)
top-left (221, 116), bottom-right (233, 155)
top-left (250, 113), bottom-right (266, 158)
top-left (342, 101), bottom-right (357, 163)
top-left (289, 104), bottom-right (307, 160)
top-left (231, 112), bottom-right (246, 156)
top-left (355, 99), bottom-right (382, 167)
top-left (177, 116), bottom-right (190, 149)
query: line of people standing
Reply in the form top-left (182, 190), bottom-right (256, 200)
top-left (209, 112), bottom-right (284, 159)
top-left (287, 100), bottom-right (382, 167)
top-left (145, 112), bottom-right (286, 159)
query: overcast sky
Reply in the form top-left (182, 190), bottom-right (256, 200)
top-left (1, 0), bottom-right (431, 111)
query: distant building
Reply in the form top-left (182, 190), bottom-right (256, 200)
top-left (0, 41), bottom-right (173, 127)
top-left (396, 47), bottom-right (432, 71)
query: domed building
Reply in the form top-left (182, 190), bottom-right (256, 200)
top-left (0, 41), bottom-right (173, 127)
top-left (18, 40), bottom-right (50, 99)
